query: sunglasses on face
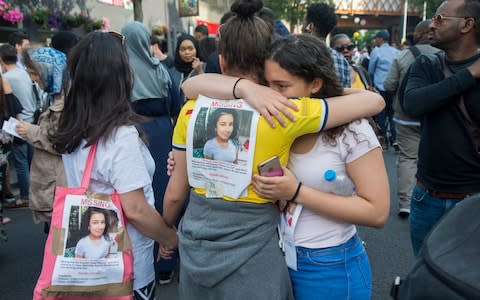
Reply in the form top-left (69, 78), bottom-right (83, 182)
top-left (431, 14), bottom-right (469, 24)
top-left (335, 44), bottom-right (355, 52)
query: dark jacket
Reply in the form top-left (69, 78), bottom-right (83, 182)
top-left (403, 52), bottom-right (480, 193)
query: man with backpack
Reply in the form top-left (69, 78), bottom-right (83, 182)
top-left (384, 20), bottom-right (440, 219)
top-left (403, 0), bottom-right (480, 256)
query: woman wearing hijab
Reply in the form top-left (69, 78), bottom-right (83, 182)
top-left (121, 21), bottom-right (182, 286)
top-left (169, 34), bottom-right (204, 101)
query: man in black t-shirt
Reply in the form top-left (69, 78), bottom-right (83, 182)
top-left (403, 0), bottom-right (480, 256)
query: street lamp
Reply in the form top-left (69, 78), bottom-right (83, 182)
top-left (402, 0), bottom-right (408, 42)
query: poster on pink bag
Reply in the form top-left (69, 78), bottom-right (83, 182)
top-left (51, 194), bottom-right (125, 286)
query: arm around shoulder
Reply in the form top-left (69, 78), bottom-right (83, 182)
top-left (324, 89), bottom-right (384, 130)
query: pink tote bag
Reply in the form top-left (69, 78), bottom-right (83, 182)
top-left (34, 143), bottom-right (134, 300)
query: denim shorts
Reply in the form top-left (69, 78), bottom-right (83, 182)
top-left (409, 184), bottom-right (458, 256)
top-left (289, 234), bottom-right (372, 300)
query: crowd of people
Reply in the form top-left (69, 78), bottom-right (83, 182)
top-left (0, 0), bottom-right (479, 299)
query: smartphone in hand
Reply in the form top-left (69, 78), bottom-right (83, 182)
top-left (257, 156), bottom-right (283, 177)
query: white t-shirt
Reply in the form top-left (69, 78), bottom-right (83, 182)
top-left (289, 119), bottom-right (380, 248)
top-left (75, 235), bottom-right (110, 259)
top-left (62, 126), bottom-right (156, 290)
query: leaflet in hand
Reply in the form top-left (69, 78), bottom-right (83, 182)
top-left (2, 117), bottom-right (24, 140)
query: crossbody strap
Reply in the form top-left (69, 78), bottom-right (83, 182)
top-left (31, 81), bottom-right (41, 110)
top-left (80, 142), bottom-right (98, 189)
top-left (441, 59), bottom-right (474, 124)
top-left (441, 58), bottom-right (480, 151)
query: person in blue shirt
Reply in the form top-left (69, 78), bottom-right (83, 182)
top-left (368, 30), bottom-right (399, 149)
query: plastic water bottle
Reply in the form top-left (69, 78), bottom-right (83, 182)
top-left (323, 169), bottom-right (355, 196)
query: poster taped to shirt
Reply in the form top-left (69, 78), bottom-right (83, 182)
top-left (34, 144), bottom-right (134, 300)
top-left (187, 95), bottom-right (259, 198)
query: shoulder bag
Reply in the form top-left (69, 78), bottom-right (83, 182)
top-left (34, 143), bottom-right (134, 300)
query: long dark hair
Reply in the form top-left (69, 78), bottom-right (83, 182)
top-left (50, 32), bottom-right (142, 153)
top-left (268, 34), bottom-right (343, 99)
top-left (268, 34), bottom-right (367, 150)
top-left (81, 207), bottom-right (110, 239)
top-left (218, 0), bottom-right (272, 83)
top-left (207, 108), bottom-right (239, 142)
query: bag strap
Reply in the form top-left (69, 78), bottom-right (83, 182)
top-left (80, 143), bottom-right (98, 189)
top-left (398, 46), bottom-right (422, 112)
top-left (409, 45), bottom-right (421, 57)
top-left (441, 58), bottom-right (480, 151)
top-left (32, 81), bottom-right (41, 111)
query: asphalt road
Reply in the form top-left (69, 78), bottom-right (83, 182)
top-left (0, 149), bottom-right (415, 300)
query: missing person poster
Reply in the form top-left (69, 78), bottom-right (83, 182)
top-left (51, 195), bottom-right (125, 286)
top-left (187, 95), bottom-right (259, 198)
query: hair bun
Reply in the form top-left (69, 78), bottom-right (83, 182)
top-left (231, 0), bottom-right (263, 18)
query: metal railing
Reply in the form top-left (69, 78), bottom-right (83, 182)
top-left (336, 0), bottom-right (419, 16)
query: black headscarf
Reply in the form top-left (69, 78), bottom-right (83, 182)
top-left (174, 34), bottom-right (200, 77)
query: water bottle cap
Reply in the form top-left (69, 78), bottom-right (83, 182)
top-left (324, 169), bottom-right (336, 181)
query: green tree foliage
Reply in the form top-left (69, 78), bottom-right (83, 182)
top-left (409, 0), bottom-right (443, 18)
top-left (265, 0), bottom-right (334, 32)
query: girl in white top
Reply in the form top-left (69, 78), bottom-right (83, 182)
top-left (251, 35), bottom-right (390, 300)
top-left (50, 32), bottom-right (177, 299)
top-left (180, 34), bottom-right (389, 300)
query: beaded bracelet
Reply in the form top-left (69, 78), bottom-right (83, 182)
top-left (289, 182), bottom-right (302, 202)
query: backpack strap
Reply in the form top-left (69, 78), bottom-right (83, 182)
top-left (409, 45), bottom-right (421, 58)
top-left (398, 46), bottom-right (422, 113)
top-left (32, 81), bottom-right (41, 110)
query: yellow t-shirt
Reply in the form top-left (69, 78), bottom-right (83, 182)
top-left (172, 97), bottom-right (328, 204)
top-left (351, 71), bottom-right (366, 90)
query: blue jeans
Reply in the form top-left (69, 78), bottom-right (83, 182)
top-left (11, 143), bottom-right (33, 200)
top-left (409, 184), bottom-right (458, 256)
top-left (289, 234), bottom-right (372, 300)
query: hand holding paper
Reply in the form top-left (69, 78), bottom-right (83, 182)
top-left (16, 121), bottom-right (31, 138)
top-left (1, 117), bottom-right (24, 140)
